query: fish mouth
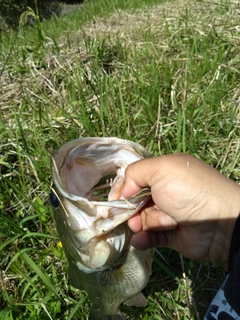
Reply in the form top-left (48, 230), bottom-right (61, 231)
top-left (91, 172), bottom-right (117, 201)
top-left (51, 137), bottom-right (151, 271)
top-left (52, 137), bottom-right (151, 203)
top-left (51, 153), bottom-right (151, 234)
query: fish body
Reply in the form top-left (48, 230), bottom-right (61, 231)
top-left (50, 137), bottom-right (155, 319)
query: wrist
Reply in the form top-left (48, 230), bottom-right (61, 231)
top-left (211, 207), bottom-right (240, 270)
top-left (209, 184), bottom-right (240, 270)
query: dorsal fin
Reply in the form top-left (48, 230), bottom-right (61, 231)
top-left (124, 292), bottom-right (148, 307)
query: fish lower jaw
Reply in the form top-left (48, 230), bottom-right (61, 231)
top-left (74, 225), bottom-right (128, 272)
top-left (75, 240), bottom-right (111, 272)
top-left (76, 238), bottom-right (125, 272)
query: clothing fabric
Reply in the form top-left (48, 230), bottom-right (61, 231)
top-left (204, 275), bottom-right (240, 320)
top-left (204, 214), bottom-right (240, 319)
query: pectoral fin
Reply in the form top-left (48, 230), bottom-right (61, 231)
top-left (124, 292), bottom-right (148, 307)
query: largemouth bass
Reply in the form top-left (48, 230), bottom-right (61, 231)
top-left (50, 137), bottom-right (155, 319)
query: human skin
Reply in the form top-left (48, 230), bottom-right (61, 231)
top-left (122, 153), bottom-right (240, 270)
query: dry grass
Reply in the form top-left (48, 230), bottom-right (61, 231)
top-left (2, 0), bottom-right (240, 107)
top-left (1, 0), bottom-right (240, 127)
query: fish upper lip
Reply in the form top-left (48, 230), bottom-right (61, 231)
top-left (52, 137), bottom-right (150, 199)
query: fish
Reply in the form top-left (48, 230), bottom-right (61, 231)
top-left (49, 137), bottom-right (155, 319)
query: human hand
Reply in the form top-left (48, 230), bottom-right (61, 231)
top-left (122, 153), bottom-right (240, 270)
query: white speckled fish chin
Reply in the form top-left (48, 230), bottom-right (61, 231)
top-left (51, 137), bottom-right (151, 273)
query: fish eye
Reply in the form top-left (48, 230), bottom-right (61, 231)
top-left (49, 190), bottom-right (59, 208)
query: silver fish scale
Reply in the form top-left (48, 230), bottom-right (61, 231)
top-left (67, 242), bottom-right (154, 319)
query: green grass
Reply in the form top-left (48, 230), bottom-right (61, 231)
top-left (0, 0), bottom-right (240, 319)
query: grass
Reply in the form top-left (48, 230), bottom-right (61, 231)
top-left (0, 0), bottom-right (240, 319)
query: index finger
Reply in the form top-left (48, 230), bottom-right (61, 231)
top-left (122, 158), bottom-right (159, 198)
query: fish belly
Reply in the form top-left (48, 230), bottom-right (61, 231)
top-left (67, 246), bottom-right (154, 319)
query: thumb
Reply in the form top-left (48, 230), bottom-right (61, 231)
top-left (122, 159), bottom-right (152, 198)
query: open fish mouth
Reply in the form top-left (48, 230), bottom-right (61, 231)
top-left (51, 137), bottom-right (151, 200)
top-left (90, 173), bottom-right (120, 201)
top-left (50, 137), bottom-right (152, 271)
